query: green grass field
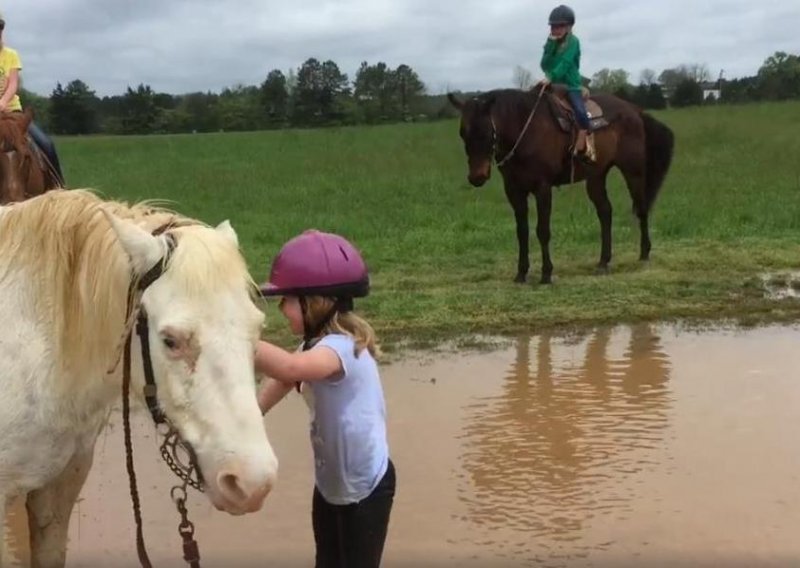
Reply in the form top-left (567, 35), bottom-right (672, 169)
top-left (59, 100), bottom-right (800, 347)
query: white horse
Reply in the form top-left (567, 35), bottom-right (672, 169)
top-left (0, 189), bottom-right (278, 567)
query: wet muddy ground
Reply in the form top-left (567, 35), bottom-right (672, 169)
top-left (5, 324), bottom-right (800, 567)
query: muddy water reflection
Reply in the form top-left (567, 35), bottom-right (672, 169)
top-left (4, 324), bottom-right (800, 567)
top-left (457, 325), bottom-right (671, 560)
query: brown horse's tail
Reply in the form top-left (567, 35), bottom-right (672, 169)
top-left (641, 112), bottom-right (675, 213)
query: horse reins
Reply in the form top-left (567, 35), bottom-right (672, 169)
top-left (118, 222), bottom-right (203, 568)
top-left (492, 83), bottom-right (547, 168)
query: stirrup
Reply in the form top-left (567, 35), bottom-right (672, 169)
top-left (570, 132), bottom-right (585, 156)
top-left (585, 134), bottom-right (597, 162)
top-left (575, 133), bottom-right (596, 163)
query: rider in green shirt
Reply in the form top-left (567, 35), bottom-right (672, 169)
top-left (540, 5), bottom-right (596, 162)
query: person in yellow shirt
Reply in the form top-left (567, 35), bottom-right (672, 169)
top-left (0, 11), bottom-right (65, 187)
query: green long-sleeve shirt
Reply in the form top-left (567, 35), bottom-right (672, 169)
top-left (540, 34), bottom-right (582, 91)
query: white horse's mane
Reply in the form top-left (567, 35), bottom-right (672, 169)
top-left (0, 189), bottom-right (255, 382)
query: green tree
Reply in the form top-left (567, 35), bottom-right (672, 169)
top-left (292, 58), bottom-right (323, 124)
top-left (218, 85), bottom-right (262, 131)
top-left (153, 92), bottom-right (177, 110)
top-left (657, 68), bottom-right (686, 95)
top-left (670, 78), bottom-right (703, 107)
top-left (94, 95), bottom-right (124, 134)
top-left (757, 51), bottom-right (800, 100)
top-left (121, 84), bottom-right (160, 134)
top-left (394, 64), bottom-right (425, 120)
top-left (353, 62), bottom-right (425, 122)
top-left (353, 61), bottom-right (394, 122)
top-left (49, 80), bottom-right (98, 135)
top-left (631, 82), bottom-right (666, 109)
top-left (645, 83), bottom-right (667, 109)
top-left (590, 68), bottom-right (629, 93)
top-left (292, 58), bottom-right (349, 125)
top-left (719, 76), bottom-right (758, 103)
top-left (173, 92), bottom-right (221, 133)
top-left (631, 84), bottom-right (649, 107)
top-left (613, 85), bottom-right (634, 102)
top-left (260, 70), bottom-right (288, 126)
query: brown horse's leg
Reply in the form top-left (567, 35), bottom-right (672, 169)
top-left (639, 216), bottom-right (651, 261)
top-left (534, 185), bottom-right (554, 284)
top-left (620, 169), bottom-right (651, 261)
top-left (585, 175), bottom-right (613, 273)
top-left (504, 184), bottom-right (530, 283)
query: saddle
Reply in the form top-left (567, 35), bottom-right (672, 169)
top-left (546, 84), bottom-right (610, 133)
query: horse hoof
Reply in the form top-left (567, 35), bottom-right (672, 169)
top-left (595, 265), bottom-right (609, 275)
top-left (540, 275), bottom-right (553, 285)
top-left (514, 274), bottom-right (527, 284)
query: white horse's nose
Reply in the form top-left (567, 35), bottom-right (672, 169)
top-left (215, 466), bottom-right (276, 513)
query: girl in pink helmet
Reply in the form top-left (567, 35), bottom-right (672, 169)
top-left (255, 229), bottom-right (395, 568)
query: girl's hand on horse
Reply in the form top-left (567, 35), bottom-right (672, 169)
top-left (254, 340), bottom-right (343, 384)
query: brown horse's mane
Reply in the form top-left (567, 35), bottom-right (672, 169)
top-left (478, 89), bottom-right (538, 117)
top-left (0, 112), bottom-right (31, 152)
top-left (0, 110), bottom-right (51, 203)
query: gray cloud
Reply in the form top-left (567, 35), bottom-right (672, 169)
top-left (3, 0), bottom-right (798, 97)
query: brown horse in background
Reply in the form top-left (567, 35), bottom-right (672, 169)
top-left (0, 109), bottom-right (60, 204)
top-left (448, 86), bottom-right (674, 284)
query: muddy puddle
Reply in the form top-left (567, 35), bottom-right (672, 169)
top-left (5, 323), bottom-right (800, 567)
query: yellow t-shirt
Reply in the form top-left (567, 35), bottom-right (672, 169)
top-left (0, 46), bottom-right (23, 112)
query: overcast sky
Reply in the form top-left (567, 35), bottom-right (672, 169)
top-left (4, 1), bottom-right (798, 97)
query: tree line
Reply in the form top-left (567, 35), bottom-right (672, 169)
top-left (514, 51), bottom-right (800, 110)
top-left (19, 58), bottom-right (434, 135)
top-left (19, 51), bottom-right (800, 136)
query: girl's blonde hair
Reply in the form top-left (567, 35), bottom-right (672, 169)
top-left (303, 296), bottom-right (380, 358)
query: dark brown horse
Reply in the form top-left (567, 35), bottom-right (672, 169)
top-left (0, 109), bottom-right (60, 204)
top-left (448, 86), bottom-right (674, 284)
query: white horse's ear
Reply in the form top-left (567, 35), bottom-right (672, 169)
top-left (102, 209), bottom-right (165, 275)
top-left (215, 219), bottom-right (239, 248)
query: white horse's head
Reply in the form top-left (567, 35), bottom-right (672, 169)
top-left (107, 212), bottom-right (277, 515)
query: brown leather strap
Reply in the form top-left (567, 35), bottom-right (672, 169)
top-left (123, 330), bottom-right (154, 568)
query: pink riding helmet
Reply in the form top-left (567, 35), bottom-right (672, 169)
top-left (259, 230), bottom-right (370, 298)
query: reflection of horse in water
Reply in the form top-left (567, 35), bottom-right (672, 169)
top-left (458, 324), bottom-right (671, 550)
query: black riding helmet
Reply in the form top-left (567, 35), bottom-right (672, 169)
top-left (548, 5), bottom-right (575, 26)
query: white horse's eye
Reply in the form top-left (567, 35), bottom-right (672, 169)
top-left (163, 336), bottom-right (179, 350)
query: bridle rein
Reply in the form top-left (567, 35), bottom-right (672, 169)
top-left (114, 222), bottom-right (204, 568)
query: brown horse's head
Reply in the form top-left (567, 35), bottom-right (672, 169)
top-left (0, 108), bottom-right (38, 203)
top-left (448, 92), bottom-right (497, 187)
